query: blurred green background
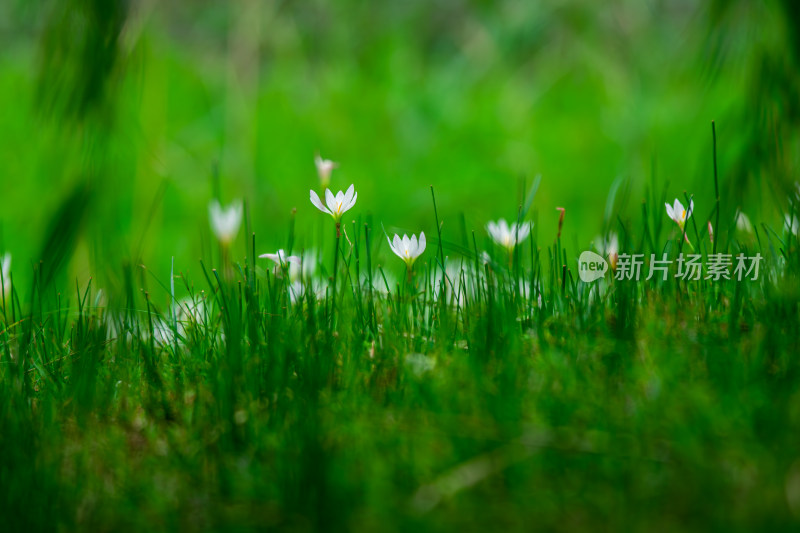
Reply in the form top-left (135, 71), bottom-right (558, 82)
top-left (1, 0), bottom-right (799, 289)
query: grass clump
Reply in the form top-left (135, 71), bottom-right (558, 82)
top-left (2, 170), bottom-right (800, 532)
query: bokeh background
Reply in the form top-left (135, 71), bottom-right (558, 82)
top-left (1, 0), bottom-right (799, 289)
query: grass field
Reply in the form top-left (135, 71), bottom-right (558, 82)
top-left (2, 1), bottom-right (800, 531)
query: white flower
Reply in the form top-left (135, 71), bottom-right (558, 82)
top-left (486, 219), bottom-right (531, 251)
top-left (593, 233), bottom-right (619, 269)
top-left (177, 296), bottom-right (206, 325)
top-left (735, 210), bottom-right (753, 233)
top-left (431, 259), bottom-right (472, 306)
top-left (289, 250), bottom-right (318, 281)
top-left (287, 278), bottom-right (327, 303)
top-left (259, 249), bottom-right (301, 277)
top-left (786, 213), bottom-right (799, 235)
top-left (405, 353), bottom-right (436, 376)
top-left (361, 270), bottom-right (397, 295)
top-left (1, 253), bottom-right (10, 296)
top-left (309, 184), bottom-right (357, 223)
top-left (593, 233), bottom-right (618, 256)
top-left (282, 250), bottom-right (324, 299)
top-left (665, 198), bottom-right (693, 229)
top-left (209, 199), bottom-right (243, 244)
top-left (315, 153), bottom-right (338, 188)
top-left (387, 232), bottom-right (426, 267)
top-left (288, 281), bottom-right (306, 304)
top-left (152, 319), bottom-right (177, 348)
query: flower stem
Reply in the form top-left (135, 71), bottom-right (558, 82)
top-left (430, 186), bottom-right (446, 296)
top-left (331, 223), bottom-right (341, 321)
top-left (221, 243), bottom-right (232, 282)
top-left (684, 233), bottom-right (695, 251)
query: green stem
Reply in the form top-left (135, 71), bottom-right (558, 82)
top-left (331, 223), bottom-right (341, 321)
top-left (430, 186), bottom-right (446, 296)
top-left (712, 121), bottom-right (720, 256)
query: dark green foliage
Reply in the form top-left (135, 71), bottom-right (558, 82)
top-left (1, 202), bottom-right (799, 531)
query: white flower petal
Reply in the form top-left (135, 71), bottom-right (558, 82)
top-left (417, 232), bottom-right (426, 257)
top-left (344, 191), bottom-right (358, 213)
top-left (209, 201), bottom-right (222, 235)
top-left (736, 211), bottom-right (753, 233)
top-left (387, 235), bottom-right (401, 258)
top-left (498, 219), bottom-right (509, 238)
top-left (310, 190), bottom-right (329, 214)
top-left (608, 233), bottom-right (619, 254)
top-left (673, 199), bottom-right (684, 221)
top-left (209, 200), bottom-right (242, 242)
top-left (325, 189), bottom-right (336, 211)
top-left (344, 184), bottom-right (355, 206)
top-left (516, 222), bottom-right (531, 242)
top-left (1, 253), bottom-right (10, 284)
top-left (786, 214), bottom-right (799, 235)
top-left (393, 234), bottom-right (403, 254)
top-left (486, 221), bottom-right (498, 242)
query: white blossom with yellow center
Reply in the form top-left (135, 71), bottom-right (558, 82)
top-left (665, 198), bottom-right (693, 229)
top-left (486, 219), bottom-right (531, 251)
top-left (310, 184), bottom-right (357, 223)
top-left (387, 232), bottom-right (426, 268)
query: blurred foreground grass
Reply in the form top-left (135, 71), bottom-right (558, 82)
top-left (2, 196), bottom-right (800, 531)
